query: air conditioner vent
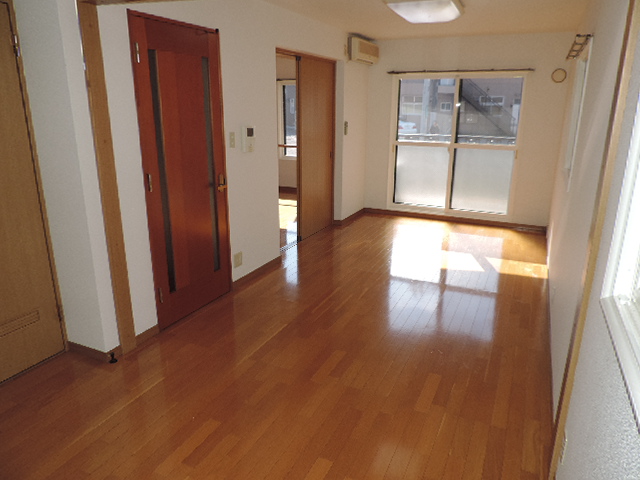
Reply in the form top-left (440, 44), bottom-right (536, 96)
top-left (348, 36), bottom-right (379, 65)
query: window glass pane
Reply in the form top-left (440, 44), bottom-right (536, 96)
top-left (283, 84), bottom-right (297, 156)
top-left (398, 79), bottom-right (454, 143)
top-left (457, 78), bottom-right (523, 146)
top-left (394, 145), bottom-right (449, 207)
top-left (451, 148), bottom-right (514, 214)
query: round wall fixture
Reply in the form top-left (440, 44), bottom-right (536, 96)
top-left (552, 68), bottom-right (567, 83)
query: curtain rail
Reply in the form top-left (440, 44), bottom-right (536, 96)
top-left (387, 68), bottom-right (535, 75)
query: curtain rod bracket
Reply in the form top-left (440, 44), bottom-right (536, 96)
top-left (567, 34), bottom-right (593, 60)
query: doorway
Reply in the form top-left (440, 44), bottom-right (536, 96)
top-left (275, 50), bottom-right (335, 248)
top-left (276, 54), bottom-right (298, 248)
top-left (128, 11), bottom-right (232, 330)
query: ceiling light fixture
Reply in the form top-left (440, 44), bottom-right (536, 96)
top-left (383, 0), bottom-right (464, 23)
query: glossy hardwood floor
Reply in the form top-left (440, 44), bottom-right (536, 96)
top-left (0, 214), bottom-right (553, 479)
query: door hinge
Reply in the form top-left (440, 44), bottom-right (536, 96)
top-left (158, 287), bottom-right (164, 304)
top-left (135, 42), bottom-right (141, 64)
top-left (12, 35), bottom-right (20, 58)
top-left (146, 173), bottom-right (153, 192)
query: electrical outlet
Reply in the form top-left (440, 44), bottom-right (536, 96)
top-left (233, 252), bottom-right (242, 268)
top-left (229, 132), bottom-right (236, 148)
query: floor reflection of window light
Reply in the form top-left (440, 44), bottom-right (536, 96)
top-left (485, 257), bottom-right (548, 279)
top-left (390, 224), bottom-right (485, 282)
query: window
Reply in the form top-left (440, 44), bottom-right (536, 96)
top-left (393, 75), bottom-right (524, 214)
top-left (277, 80), bottom-right (297, 157)
top-left (400, 94), bottom-right (423, 116)
top-left (478, 95), bottom-right (505, 116)
top-left (601, 97), bottom-right (640, 429)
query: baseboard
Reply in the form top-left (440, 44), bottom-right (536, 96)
top-left (363, 208), bottom-right (547, 235)
top-left (67, 342), bottom-right (116, 363)
top-left (233, 256), bottom-right (283, 290)
top-left (135, 325), bottom-right (160, 346)
top-left (278, 186), bottom-right (297, 196)
top-left (333, 209), bottom-right (365, 227)
top-left (67, 325), bottom-right (160, 363)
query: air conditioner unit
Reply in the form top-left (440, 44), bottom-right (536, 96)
top-left (349, 36), bottom-right (379, 65)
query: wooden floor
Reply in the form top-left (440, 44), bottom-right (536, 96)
top-left (0, 214), bottom-right (553, 479)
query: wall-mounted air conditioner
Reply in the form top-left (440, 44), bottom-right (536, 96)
top-left (348, 36), bottom-right (379, 65)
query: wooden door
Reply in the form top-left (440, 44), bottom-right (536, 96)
top-left (297, 55), bottom-right (335, 240)
top-left (0, 2), bottom-right (64, 382)
top-left (128, 12), bottom-right (231, 329)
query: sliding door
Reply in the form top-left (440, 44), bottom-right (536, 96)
top-left (298, 55), bottom-right (335, 240)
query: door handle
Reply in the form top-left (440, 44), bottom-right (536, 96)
top-left (217, 173), bottom-right (227, 192)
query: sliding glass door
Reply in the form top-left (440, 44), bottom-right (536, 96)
top-left (393, 76), bottom-right (524, 215)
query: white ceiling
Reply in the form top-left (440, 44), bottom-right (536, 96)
top-left (260, 0), bottom-right (589, 40)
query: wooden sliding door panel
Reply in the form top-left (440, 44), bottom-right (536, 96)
top-left (298, 56), bottom-right (335, 240)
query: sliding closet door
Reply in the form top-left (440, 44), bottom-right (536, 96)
top-left (297, 55), bottom-right (335, 240)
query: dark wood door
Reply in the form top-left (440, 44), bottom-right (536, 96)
top-left (297, 55), bottom-right (335, 240)
top-left (0, 2), bottom-right (64, 382)
top-left (128, 12), bottom-right (231, 329)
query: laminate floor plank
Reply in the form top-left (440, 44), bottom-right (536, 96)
top-left (0, 214), bottom-right (553, 479)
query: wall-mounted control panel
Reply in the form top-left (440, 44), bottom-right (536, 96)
top-left (241, 126), bottom-right (255, 153)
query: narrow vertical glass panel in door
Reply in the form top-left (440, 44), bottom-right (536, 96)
top-left (457, 77), bottom-right (523, 145)
top-left (397, 78), bottom-right (454, 143)
top-left (394, 146), bottom-right (449, 207)
top-left (202, 57), bottom-right (221, 271)
top-left (451, 148), bottom-right (514, 214)
top-left (148, 49), bottom-right (178, 292)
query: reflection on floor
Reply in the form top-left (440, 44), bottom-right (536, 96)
top-left (0, 214), bottom-right (553, 479)
top-left (279, 187), bottom-right (298, 248)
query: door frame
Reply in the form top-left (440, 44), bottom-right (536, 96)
top-left (75, 0), bottom-right (226, 354)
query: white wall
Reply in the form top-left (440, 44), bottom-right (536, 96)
top-left (547, 0), bottom-right (628, 408)
top-left (97, 0), bottom-right (367, 335)
top-left (14, 0), bottom-right (120, 351)
top-left (336, 61), bottom-right (369, 220)
top-left (364, 32), bottom-right (573, 227)
top-left (548, 0), bottom-right (640, 477)
top-left (278, 159), bottom-right (297, 188)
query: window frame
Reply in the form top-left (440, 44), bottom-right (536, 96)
top-left (388, 72), bottom-right (527, 219)
top-left (601, 96), bottom-right (640, 430)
